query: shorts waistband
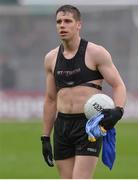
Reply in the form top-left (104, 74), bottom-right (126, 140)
top-left (57, 112), bottom-right (86, 119)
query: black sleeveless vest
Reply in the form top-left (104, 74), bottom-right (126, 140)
top-left (54, 39), bottom-right (103, 91)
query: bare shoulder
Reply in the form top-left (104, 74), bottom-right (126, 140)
top-left (87, 42), bottom-right (112, 65)
top-left (44, 46), bottom-right (59, 71)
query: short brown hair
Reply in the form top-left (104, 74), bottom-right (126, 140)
top-left (56, 5), bottom-right (81, 21)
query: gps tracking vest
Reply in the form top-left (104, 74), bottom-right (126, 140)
top-left (54, 39), bottom-right (103, 91)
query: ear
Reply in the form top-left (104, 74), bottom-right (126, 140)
top-left (77, 20), bottom-right (82, 30)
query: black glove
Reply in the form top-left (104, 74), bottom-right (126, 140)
top-left (99, 106), bottom-right (124, 130)
top-left (41, 136), bottom-right (54, 167)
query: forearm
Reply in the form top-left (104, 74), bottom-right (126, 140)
top-left (112, 82), bottom-right (126, 108)
top-left (43, 99), bottom-right (57, 136)
top-left (41, 99), bottom-right (55, 167)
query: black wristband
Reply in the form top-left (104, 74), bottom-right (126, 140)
top-left (41, 136), bottom-right (50, 141)
top-left (116, 106), bottom-right (124, 116)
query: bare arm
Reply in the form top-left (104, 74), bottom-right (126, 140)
top-left (43, 52), bottom-right (57, 136)
top-left (96, 46), bottom-right (126, 107)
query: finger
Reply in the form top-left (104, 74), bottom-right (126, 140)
top-left (99, 117), bottom-right (112, 129)
top-left (101, 110), bottom-right (110, 117)
top-left (46, 155), bottom-right (54, 167)
top-left (100, 116), bottom-right (111, 124)
top-left (102, 108), bottom-right (111, 112)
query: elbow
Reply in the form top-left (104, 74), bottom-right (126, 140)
top-left (45, 94), bottom-right (57, 105)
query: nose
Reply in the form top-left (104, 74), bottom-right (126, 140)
top-left (60, 21), bottom-right (65, 28)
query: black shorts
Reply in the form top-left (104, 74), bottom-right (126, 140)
top-left (53, 112), bottom-right (102, 160)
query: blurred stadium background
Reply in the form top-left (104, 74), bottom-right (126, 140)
top-left (0, 0), bottom-right (138, 179)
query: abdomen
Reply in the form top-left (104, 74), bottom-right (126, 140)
top-left (57, 85), bottom-right (102, 114)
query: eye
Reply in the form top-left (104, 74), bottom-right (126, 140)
top-left (56, 19), bottom-right (62, 24)
top-left (64, 19), bottom-right (72, 23)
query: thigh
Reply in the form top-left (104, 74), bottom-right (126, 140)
top-left (56, 157), bottom-right (75, 179)
top-left (74, 116), bottom-right (102, 157)
top-left (54, 116), bottom-right (75, 160)
top-left (73, 155), bottom-right (98, 179)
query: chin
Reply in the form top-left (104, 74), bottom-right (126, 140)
top-left (61, 35), bottom-right (74, 41)
top-left (61, 37), bottom-right (70, 41)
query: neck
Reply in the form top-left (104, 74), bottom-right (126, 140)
top-left (62, 36), bottom-right (81, 52)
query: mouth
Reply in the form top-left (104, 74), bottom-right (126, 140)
top-left (60, 31), bottom-right (68, 35)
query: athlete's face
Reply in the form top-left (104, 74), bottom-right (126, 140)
top-left (56, 11), bottom-right (81, 40)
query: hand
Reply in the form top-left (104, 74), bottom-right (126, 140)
top-left (99, 107), bottom-right (124, 130)
top-left (41, 136), bottom-right (54, 167)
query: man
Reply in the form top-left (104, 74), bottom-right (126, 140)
top-left (41, 5), bottom-right (126, 179)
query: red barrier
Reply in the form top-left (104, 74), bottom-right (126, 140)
top-left (0, 91), bottom-right (44, 119)
top-left (0, 91), bottom-right (138, 119)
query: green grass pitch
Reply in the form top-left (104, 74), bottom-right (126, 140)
top-left (0, 120), bottom-right (138, 179)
